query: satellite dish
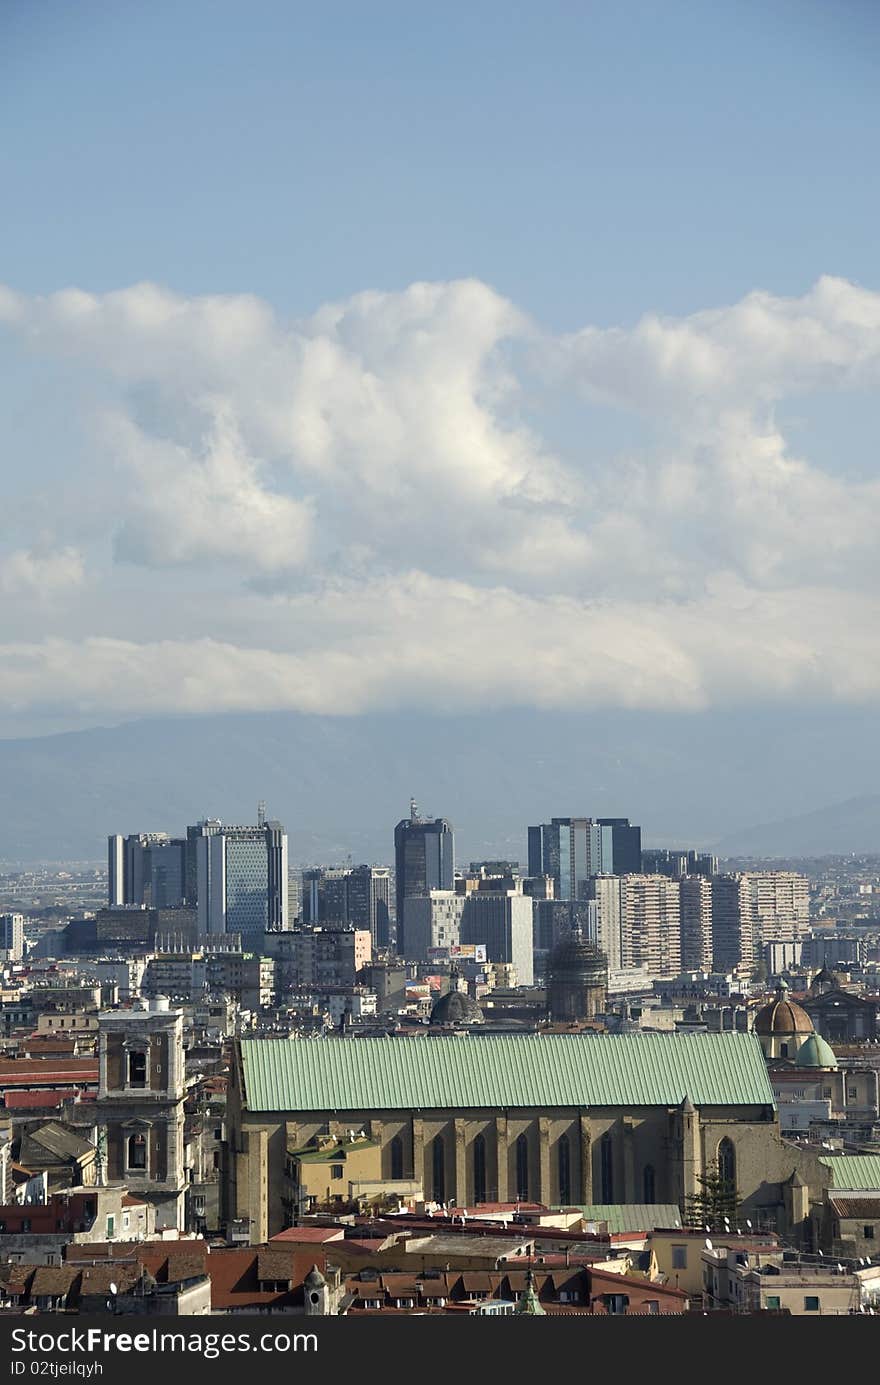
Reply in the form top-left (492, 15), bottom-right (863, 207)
top-left (109, 1282), bottom-right (117, 1295)
top-left (745, 1220), bottom-right (752, 1229)
top-left (705, 1238), bottom-right (713, 1250)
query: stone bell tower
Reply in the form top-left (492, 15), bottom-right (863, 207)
top-left (97, 996), bottom-right (187, 1231)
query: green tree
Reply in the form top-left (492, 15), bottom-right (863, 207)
top-left (684, 1165), bottom-right (740, 1230)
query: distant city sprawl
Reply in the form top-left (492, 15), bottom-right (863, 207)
top-left (1, 800), bottom-right (880, 1319)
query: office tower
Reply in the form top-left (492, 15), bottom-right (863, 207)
top-left (404, 887), bottom-right (534, 986)
top-left (394, 801), bottom-right (454, 955)
top-left (186, 820), bottom-right (220, 907)
top-left (587, 875), bottom-right (623, 971)
top-left (680, 875), bottom-right (713, 971)
top-left (619, 874), bottom-right (682, 977)
top-left (0, 913), bottom-right (24, 961)
top-left (107, 833), bottom-right (187, 908)
top-left (460, 888), bottom-right (534, 986)
top-left (194, 817), bottom-right (288, 947)
top-left (347, 865), bottom-right (392, 946)
top-left (402, 891), bottom-right (466, 959)
top-left (596, 818), bottom-right (642, 874)
top-left (108, 835), bottom-right (125, 906)
top-left (301, 865), bottom-right (391, 946)
top-left (302, 867), bottom-right (350, 923)
top-left (641, 848), bottom-right (718, 878)
top-left (527, 817), bottom-right (641, 900)
top-left (711, 874), bottom-right (753, 975)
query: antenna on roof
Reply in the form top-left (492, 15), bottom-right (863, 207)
top-left (257, 801), bottom-right (267, 827)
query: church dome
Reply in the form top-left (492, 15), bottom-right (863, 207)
top-left (753, 985), bottom-right (813, 1037)
top-left (548, 936), bottom-right (608, 983)
top-left (795, 1033), bottom-right (838, 1069)
top-left (430, 988), bottom-right (483, 1026)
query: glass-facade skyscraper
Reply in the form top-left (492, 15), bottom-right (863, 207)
top-left (194, 818), bottom-right (288, 948)
top-left (393, 801), bottom-right (454, 955)
top-left (527, 817), bottom-right (641, 900)
top-left (107, 833), bottom-right (187, 908)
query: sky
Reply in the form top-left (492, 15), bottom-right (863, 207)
top-left (1, 0), bottom-right (880, 742)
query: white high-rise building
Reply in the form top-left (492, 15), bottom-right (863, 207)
top-left (619, 874), bottom-right (681, 977)
top-left (680, 875), bottom-right (713, 972)
top-left (402, 891), bottom-right (465, 958)
top-left (403, 887), bottom-right (535, 986)
top-left (460, 889), bottom-right (534, 987)
top-left (587, 875), bottom-right (623, 971)
top-left (711, 871), bottom-right (810, 976)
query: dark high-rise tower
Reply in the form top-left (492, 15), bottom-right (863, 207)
top-left (393, 800), bottom-right (454, 956)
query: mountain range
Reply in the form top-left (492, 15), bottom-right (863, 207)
top-left (0, 705), bottom-right (877, 864)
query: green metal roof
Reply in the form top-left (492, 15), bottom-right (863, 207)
top-left (819, 1155), bottom-right (880, 1191)
top-left (239, 1031), bottom-right (775, 1113)
top-left (561, 1204), bottom-right (682, 1233)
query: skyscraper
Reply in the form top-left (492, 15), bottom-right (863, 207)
top-left (393, 801), bottom-right (454, 955)
top-left (107, 833), bottom-right (187, 908)
top-left (301, 864), bottom-right (392, 946)
top-left (619, 874), bottom-right (682, 977)
top-left (193, 817), bottom-right (288, 947)
top-left (527, 817), bottom-right (641, 900)
top-left (680, 874), bottom-right (713, 971)
top-left (0, 913), bottom-right (24, 961)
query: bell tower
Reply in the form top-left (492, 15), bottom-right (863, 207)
top-left (97, 996), bottom-right (187, 1231)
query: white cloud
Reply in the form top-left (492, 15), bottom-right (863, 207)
top-left (0, 547), bottom-right (85, 600)
top-left (107, 407), bottom-right (313, 572)
top-left (0, 576), bottom-right (877, 719)
top-left (1, 273), bottom-right (880, 721)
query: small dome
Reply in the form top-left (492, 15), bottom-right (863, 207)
top-left (809, 967), bottom-right (844, 994)
top-left (795, 1033), bottom-right (838, 1069)
top-left (304, 1264), bottom-right (326, 1288)
top-left (430, 988), bottom-right (483, 1026)
top-left (754, 988), bottom-right (813, 1037)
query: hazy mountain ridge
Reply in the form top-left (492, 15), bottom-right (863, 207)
top-left (0, 707), bottom-right (877, 863)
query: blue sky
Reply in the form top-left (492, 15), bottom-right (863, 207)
top-left (1, 0), bottom-right (880, 746)
top-left (3, 0), bottom-right (879, 326)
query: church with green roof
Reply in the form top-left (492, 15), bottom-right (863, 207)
top-left (225, 1030), bottom-right (841, 1244)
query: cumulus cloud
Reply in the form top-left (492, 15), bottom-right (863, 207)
top-left (107, 407), bottom-right (313, 572)
top-left (0, 547), bottom-right (85, 600)
top-left (1, 273), bottom-right (880, 721)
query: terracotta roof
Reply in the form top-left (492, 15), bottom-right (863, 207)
top-left (0, 1060), bottom-right (98, 1087)
top-left (829, 1198), bottom-right (880, 1219)
top-left (29, 1266), bottom-right (80, 1297)
top-left (207, 1247), bottom-right (324, 1311)
top-left (269, 1226), bottom-right (345, 1243)
top-left (0, 1265), bottom-right (34, 1293)
top-left (2, 1090), bottom-right (68, 1109)
top-left (78, 1265), bottom-right (140, 1295)
top-left (256, 1250), bottom-right (299, 1283)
